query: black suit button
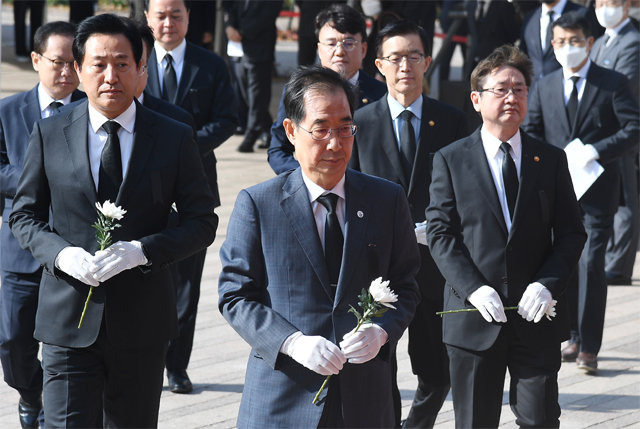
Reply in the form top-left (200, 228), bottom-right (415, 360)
top-left (502, 276), bottom-right (508, 285)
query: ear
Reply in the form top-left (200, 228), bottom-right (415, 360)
top-left (283, 118), bottom-right (296, 146)
top-left (424, 56), bottom-right (432, 73)
top-left (360, 41), bottom-right (368, 58)
top-left (375, 58), bottom-right (384, 76)
top-left (470, 91), bottom-right (481, 113)
top-left (74, 61), bottom-right (82, 82)
top-left (31, 51), bottom-right (40, 72)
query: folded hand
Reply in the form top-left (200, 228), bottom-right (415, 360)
top-left (339, 323), bottom-right (388, 364)
top-left (88, 241), bottom-right (147, 283)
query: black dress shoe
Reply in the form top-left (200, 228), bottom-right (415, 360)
top-left (167, 369), bottom-right (193, 394)
top-left (576, 352), bottom-right (598, 374)
top-left (19, 398), bottom-right (42, 429)
top-left (237, 134), bottom-right (257, 153)
top-left (257, 132), bottom-right (271, 149)
top-left (605, 272), bottom-right (631, 285)
top-left (561, 342), bottom-right (579, 362)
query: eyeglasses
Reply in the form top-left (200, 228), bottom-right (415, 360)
top-left (298, 124), bottom-right (358, 141)
top-left (477, 86), bottom-right (528, 98)
top-left (318, 39), bottom-right (360, 51)
top-left (38, 53), bottom-right (74, 70)
top-left (551, 37), bottom-right (587, 48)
top-left (595, 0), bottom-right (623, 7)
top-left (378, 53), bottom-right (425, 65)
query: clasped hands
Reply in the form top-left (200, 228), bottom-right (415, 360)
top-left (55, 241), bottom-right (147, 287)
top-left (284, 324), bottom-right (388, 376)
top-left (468, 282), bottom-right (553, 324)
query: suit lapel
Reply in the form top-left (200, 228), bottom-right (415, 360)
top-left (377, 101), bottom-right (409, 189)
top-left (175, 43), bottom-right (200, 106)
top-left (280, 170), bottom-right (332, 298)
top-left (117, 101), bottom-right (156, 208)
top-left (508, 133), bottom-right (542, 241)
top-left (147, 49), bottom-right (161, 97)
top-left (64, 101), bottom-right (97, 205)
top-left (334, 170), bottom-right (369, 307)
top-left (571, 65), bottom-right (601, 140)
top-left (20, 87), bottom-right (41, 136)
top-left (464, 130), bottom-right (508, 237)
top-left (547, 71), bottom-right (572, 138)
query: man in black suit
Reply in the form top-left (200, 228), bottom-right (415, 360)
top-left (268, 3), bottom-right (387, 175)
top-left (426, 45), bottom-right (586, 428)
top-left (224, 0), bottom-right (282, 152)
top-left (520, 0), bottom-right (602, 83)
top-left (0, 21), bottom-right (84, 429)
top-left (145, 0), bottom-right (237, 393)
top-left (523, 12), bottom-right (639, 373)
top-left (9, 14), bottom-right (218, 426)
top-left (349, 20), bottom-right (468, 428)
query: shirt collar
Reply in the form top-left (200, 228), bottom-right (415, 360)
top-left (606, 17), bottom-right (631, 37)
top-left (137, 92), bottom-right (145, 104)
top-left (154, 38), bottom-right (187, 68)
top-left (37, 83), bottom-right (72, 113)
top-left (387, 94), bottom-right (423, 121)
top-left (301, 170), bottom-right (346, 203)
top-left (563, 58), bottom-right (591, 81)
top-left (347, 70), bottom-right (359, 87)
top-left (88, 100), bottom-right (137, 135)
top-left (481, 125), bottom-right (522, 160)
top-left (542, 0), bottom-right (567, 17)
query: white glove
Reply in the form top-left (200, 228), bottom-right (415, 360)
top-left (518, 282), bottom-right (554, 323)
top-left (282, 333), bottom-right (346, 376)
top-left (88, 241), bottom-right (148, 283)
top-left (55, 246), bottom-right (100, 286)
top-left (467, 285), bottom-right (507, 323)
top-left (339, 323), bottom-right (388, 364)
top-left (575, 143), bottom-right (599, 167)
top-left (414, 221), bottom-right (428, 246)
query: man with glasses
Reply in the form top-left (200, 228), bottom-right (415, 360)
top-left (219, 65), bottom-right (420, 427)
top-left (268, 3), bottom-right (386, 175)
top-left (524, 12), bottom-right (639, 374)
top-left (349, 20), bottom-right (468, 428)
top-left (591, 0), bottom-right (640, 288)
top-left (426, 44), bottom-right (586, 428)
top-left (0, 21), bottom-right (84, 428)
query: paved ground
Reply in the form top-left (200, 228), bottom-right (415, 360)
top-left (0, 4), bottom-right (638, 428)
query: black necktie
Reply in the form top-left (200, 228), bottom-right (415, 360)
top-left (566, 76), bottom-right (580, 129)
top-left (98, 121), bottom-right (122, 203)
top-left (545, 10), bottom-right (554, 51)
top-left (399, 110), bottom-right (416, 182)
top-left (500, 142), bottom-right (518, 220)
top-left (163, 54), bottom-right (177, 103)
top-left (316, 193), bottom-right (343, 290)
top-left (49, 101), bottom-right (63, 115)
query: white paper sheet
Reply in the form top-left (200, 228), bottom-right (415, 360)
top-left (564, 139), bottom-right (604, 200)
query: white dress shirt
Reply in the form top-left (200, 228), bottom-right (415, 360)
top-left (154, 38), bottom-right (187, 94)
top-left (301, 171), bottom-right (346, 250)
top-left (481, 126), bottom-right (522, 232)
top-left (604, 17), bottom-right (631, 46)
top-left (540, 0), bottom-right (566, 49)
top-left (563, 59), bottom-right (591, 105)
top-left (37, 83), bottom-right (72, 119)
top-left (87, 101), bottom-right (136, 192)
top-left (387, 94), bottom-right (422, 150)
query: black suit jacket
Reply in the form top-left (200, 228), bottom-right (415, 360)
top-left (349, 94), bottom-right (468, 379)
top-left (146, 41), bottom-right (238, 207)
top-left (223, 0), bottom-right (282, 63)
top-left (0, 86), bottom-right (85, 275)
top-left (9, 100), bottom-right (218, 348)
top-left (267, 71), bottom-right (387, 174)
top-left (142, 91), bottom-right (196, 137)
top-left (523, 62), bottom-right (640, 216)
top-left (426, 129), bottom-right (586, 351)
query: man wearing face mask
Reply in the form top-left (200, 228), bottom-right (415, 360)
top-left (523, 11), bottom-right (639, 374)
top-left (591, 0), bottom-right (640, 288)
top-left (520, 0), bottom-right (604, 83)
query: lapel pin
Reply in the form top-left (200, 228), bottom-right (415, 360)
top-left (357, 210), bottom-right (364, 218)
top-left (534, 156), bottom-right (540, 162)
top-left (362, 98), bottom-right (369, 104)
top-left (428, 120), bottom-right (435, 127)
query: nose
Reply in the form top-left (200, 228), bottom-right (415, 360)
top-left (163, 16), bottom-right (174, 27)
top-left (104, 64), bottom-right (118, 83)
top-left (326, 133), bottom-right (343, 151)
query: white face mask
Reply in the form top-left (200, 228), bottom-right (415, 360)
top-left (596, 5), bottom-right (624, 28)
top-left (554, 45), bottom-right (588, 70)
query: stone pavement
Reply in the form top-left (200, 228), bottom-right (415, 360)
top-left (0, 4), bottom-right (639, 428)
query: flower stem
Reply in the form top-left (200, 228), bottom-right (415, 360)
top-left (77, 286), bottom-right (94, 329)
top-left (312, 374), bottom-right (331, 405)
top-left (436, 306), bottom-right (518, 317)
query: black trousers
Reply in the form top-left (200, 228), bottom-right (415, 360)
top-left (13, 0), bottom-right (44, 56)
top-left (232, 59), bottom-right (273, 138)
top-left (42, 327), bottom-right (167, 428)
top-left (0, 270), bottom-right (42, 404)
top-left (165, 248), bottom-right (207, 372)
top-left (447, 325), bottom-right (561, 428)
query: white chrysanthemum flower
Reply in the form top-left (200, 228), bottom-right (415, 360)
top-left (545, 299), bottom-right (558, 321)
top-left (369, 277), bottom-right (397, 309)
top-left (96, 200), bottom-right (127, 220)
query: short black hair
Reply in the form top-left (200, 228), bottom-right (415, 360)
top-left (376, 20), bottom-right (431, 58)
top-left (552, 11), bottom-right (592, 38)
top-left (470, 44), bottom-right (532, 90)
top-left (144, 0), bottom-right (190, 11)
top-left (284, 65), bottom-right (356, 125)
top-left (73, 13), bottom-right (143, 67)
top-left (134, 19), bottom-right (155, 57)
top-left (33, 21), bottom-right (76, 54)
top-left (315, 4), bottom-right (367, 41)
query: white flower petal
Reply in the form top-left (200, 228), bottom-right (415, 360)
top-left (369, 277), bottom-right (398, 305)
